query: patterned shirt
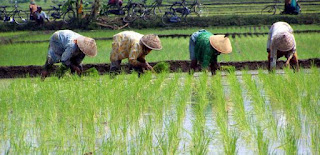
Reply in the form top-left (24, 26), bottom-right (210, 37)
top-left (195, 32), bottom-right (220, 69)
top-left (47, 30), bottom-right (83, 67)
top-left (110, 31), bottom-right (149, 66)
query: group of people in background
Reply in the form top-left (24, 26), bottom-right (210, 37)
top-left (29, 1), bottom-right (49, 25)
top-left (27, 0), bottom-right (301, 26)
top-left (40, 21), bottom-right (299, 80)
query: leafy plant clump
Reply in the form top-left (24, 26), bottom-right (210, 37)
top-left (83, 67), bottom-right (100, 76)
top-left (153, 62), bottom-right (170, 73)
top-left (220, 65), bottom-right (236, 73)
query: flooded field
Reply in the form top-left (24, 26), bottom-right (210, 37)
top-left (0, 68), bottom-right (319, 154)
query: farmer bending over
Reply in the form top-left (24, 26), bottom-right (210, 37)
top-left (110, 31), bottom-right (162, 76)
top-left (267, 22), bottom-right (299, 71)
top-left (189, 29), bottom-right (232, 75)
top-left (41, 30), bottom-right (97, 80)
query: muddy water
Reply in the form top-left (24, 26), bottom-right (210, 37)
top-left (163, 70), bottom-right (314, 154)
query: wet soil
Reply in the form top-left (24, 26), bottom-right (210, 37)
top-left (0, 58), bottom-right (319, 79)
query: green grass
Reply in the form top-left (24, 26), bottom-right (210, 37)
top-left (1, 68), bottom-right (319, 154)
top-left (1, 31), bottom-right (319, 66)
top-left (5, 24), bottom-right (320, 42)
top-left (1, 0), bottom-right (319, 16)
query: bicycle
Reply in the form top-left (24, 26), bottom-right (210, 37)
top-left (47, 2), bottom-right (76, 23)
top-left (261, 0), bottom-right (284, 15)
top-left (162, 0), bottom-right (207, 26)
top-left (170, 0), bottom-right (208, 17)
top-left (99, 1), bottom-right (125, 16)
top-left (140, 0), bottom-right (163, 21)
top-left (0, 2), bottom-right (29, 25)
top-left (99, 0), bottom-right (144, 23)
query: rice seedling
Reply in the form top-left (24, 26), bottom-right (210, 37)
top-left (227, 72), bottom-right (251, 134)
top-left (0, 66), bottom-right (319, 154)
top-left (210, 72), bottom-right (239, 154)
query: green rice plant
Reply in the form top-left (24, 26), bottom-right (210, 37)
top-left (311, 124), bottom-right (320, 154)
top-left (255, 125), bottom-right (269, 155)
top-left (227, 72), bottom-right (251, 134)
top-left (210, 72), bottom-right (238, 154)
top-left (82, 67), bottom-right (100, 76)
top-left (242, 71), bottom-right (276, 130)
top-left (1, 68), bottom-right (320, 153)
top-left (157, 118), bottom-right (181, 154)
top-left (153, 61), bottom-right (170, 73)
top-left (281, 128), bottom-right (298, 155)
top-left (257, 68), bottom-right (320, 153)
top-left (220, 65), bottom-right (236, 73)
top-left (190, 72), bottom-right (211, 154)
top-left (176, 73), bottom-right (193, 124)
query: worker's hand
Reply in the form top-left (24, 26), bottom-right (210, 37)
top-left (145, 63), bottom-right (153, 71)
top-left (71, 65), bottom-right (82, 75)
top-left (141, 63), bottom-right (151, 70)
top-left (141, 63), bottom-right (155, 73)
top-left (41, 70), bottom-right (48, 81)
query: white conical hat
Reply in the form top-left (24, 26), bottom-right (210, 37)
top-left (209, 35), bottom-right (232, 54)
top-left (76, 36), bottom-right (97, 57)
top-left (140, 34), bottom-right (162, 50)
top-left (273, 32), bottom-right (295, 51)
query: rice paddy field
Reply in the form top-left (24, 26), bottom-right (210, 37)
top-left (1, 25), bottom-right (320, 66)
top-left (0, 24), bottom-right (320, 154)
top-left (1, 0), bottom-right (320, 17)
top-left (0, 69), bottom-right (320, 154)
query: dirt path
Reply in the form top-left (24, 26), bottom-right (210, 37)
top-left (0, 58), bottom-right (319, 79)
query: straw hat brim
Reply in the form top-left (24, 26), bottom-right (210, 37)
top-left (141, 34), bottom-right (162, 50)
top-left (272, 32), bottom-right (295, 51)
top-left (209, 35), bottom-right (232, 54)
top-left (76, 36), bottom-right (97, 57)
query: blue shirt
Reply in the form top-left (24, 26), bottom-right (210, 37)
top-left (48, 30), bottom-right (82, 66)
top-left (189, 29), bottom-right (207, 60)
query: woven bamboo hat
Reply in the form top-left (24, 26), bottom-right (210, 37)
top-left (76, 36), bottom-right (97, 57)
top-left (272, 32), bottom-right (295, 51)
top-left (209, 35), bottom-right (232, 54)
top-left (141, 34), bottom-right (162, 50)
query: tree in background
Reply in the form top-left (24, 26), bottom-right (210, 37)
top-left (90, 0), bottom-right (100, 20)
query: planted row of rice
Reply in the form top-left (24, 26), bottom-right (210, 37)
top-left (0, 68), bottom-right (319, 154)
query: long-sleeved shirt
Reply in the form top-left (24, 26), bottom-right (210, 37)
top-left (195, 32), bottom-right (220, 69)
top-left (110, 31), bottom-right (149, 66)
top-left (267, 22), bottom-right (296, 69)
top-left (189, 29), bottom-right (207, 60)
top-left (36, 11), bottom-right (49, 20)
top-left (47, 30), bottom-right (84, 67)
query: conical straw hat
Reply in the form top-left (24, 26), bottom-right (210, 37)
top-left (141, 34), bottom-right (162, 50)
top-left (209, 35), bottom-right (232, 54)
top-left (76, 36), bottom-right (97, 57)
top-left (273, 32), bottom-right (295, 51)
